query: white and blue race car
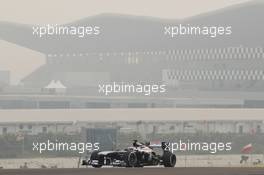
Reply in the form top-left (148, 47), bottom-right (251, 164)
top-left (82, 140), bottom-right (176, 168)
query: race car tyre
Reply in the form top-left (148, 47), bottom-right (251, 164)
top-left (92, 164), bottom-right (102, 168)
top-left (162, 151), bottom-right (176, 167)
top-left (125, 152), bottom-right (138, 167)
top-left (90, 151), bottom-right (103, 168)
top-left (134, 163), bottom-right (144, 168)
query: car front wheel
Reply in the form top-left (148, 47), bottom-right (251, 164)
top-left (125, 152), bottom-right (137, 167)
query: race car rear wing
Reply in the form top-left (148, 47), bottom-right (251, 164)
top-left (150, 141), bottom-right (170, 151)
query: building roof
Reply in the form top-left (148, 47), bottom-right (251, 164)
top-left (0, 1), bottom-right (263, 53)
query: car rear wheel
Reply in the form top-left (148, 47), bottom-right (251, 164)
top-left (162, 151), bottom-right (176, 167)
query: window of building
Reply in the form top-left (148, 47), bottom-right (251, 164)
top-left (2, 127), bottom-right (7, 134)
top-left (239, 125), bottom-right (243, 134)
top-left (42, 127), bottom-right (47, 133)
top-left (19, 124), bottom-right (24, 130)
top-left (169, 126), bottom-right (175, 131)
top-left (153, 126), bottom-right (158, 134)
top-left (28, 125), bottom-right (33, 130)
top-left (257, 125), bottom-right (261, 134)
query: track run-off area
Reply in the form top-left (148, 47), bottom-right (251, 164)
top-left (0, 167), bottom-right (263, 175)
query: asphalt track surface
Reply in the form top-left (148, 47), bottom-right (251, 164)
top-left (0, 168), bottom-right (263, 175)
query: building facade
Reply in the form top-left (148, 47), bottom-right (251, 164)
top-left (0, 120), bottom-right (263, 136)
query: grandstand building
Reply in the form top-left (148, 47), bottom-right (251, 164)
top-left (0, 0), bottom-right (264, 108)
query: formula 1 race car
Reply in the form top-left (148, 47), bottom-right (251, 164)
top-left (82, 140), bottom-right (176, 168)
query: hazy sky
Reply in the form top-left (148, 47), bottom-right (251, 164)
top-left (0, 0), bottom-right (251, 84)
